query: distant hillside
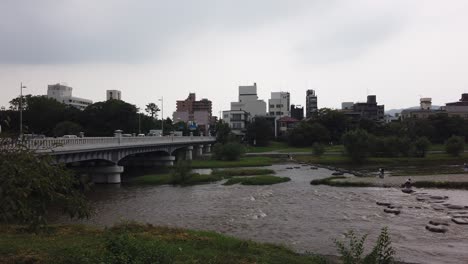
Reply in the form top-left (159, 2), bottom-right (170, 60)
top-left (386, 105), bottom-right (441, 116)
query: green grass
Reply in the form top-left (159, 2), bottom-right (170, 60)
top-left (0, 223), bottom-right (325, 264)
top-left (191, 157), bottom-right (276, 168)
top-left (245, 141), bottom-right (344, 154)
top-left (211, 168), bottom-right (275, 177)
top-left (224, 175), bottom-right (291, 186)
top-left (130, 173), bottom-right (221, 186)
top-left (310, 176), bottom-right (373, 187)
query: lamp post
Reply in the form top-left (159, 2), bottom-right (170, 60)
top-left (19, 82), bottom-right (27, 139)
top-left (159, 97), bottom-right (164, 135)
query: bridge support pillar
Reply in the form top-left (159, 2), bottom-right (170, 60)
top-left (90, 165), bottom-right (124, 184)
top-left (195, 145), bottom-right (203, 157)
top-left (204, 144), bottom-right (211, 153)
top-left (185, 146), bottom-right (193, 160)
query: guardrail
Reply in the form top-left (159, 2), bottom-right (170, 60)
top-left (5, 136), bottom-right (216, 150)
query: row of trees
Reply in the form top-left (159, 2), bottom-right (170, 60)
top-left (0, 95), bottom-right (203, 137)
top-left (286, 109), bottom-right (467, 147)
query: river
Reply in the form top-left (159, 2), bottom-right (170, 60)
top-left (57, 164), bottom-right (468, 264)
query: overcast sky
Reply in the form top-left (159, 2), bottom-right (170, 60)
top-left (1, 0), bottom-right (467, 117)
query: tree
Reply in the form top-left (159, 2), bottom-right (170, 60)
top-left (413, 137), bottom-right (431, 157)
top-left (0, 138), bottom-right (90, 231)
top-left (312, 142), bottom-right (325, 157)
top-left (53, 121), bottom-right (83, 137)
top-left (445, 135), bottom-right (465, 157)
top-left (145, 103), bottom-right (160, 119)
top-left (246, 117), bottom-right (272, 146)
top-left (288, 121), bottom-right (330, 147)
top-left (212, 142), bottom-right (245, 161)
top-left (342, 129), bottom-right (372, 163)
top-left (214, 121), bottom-right (231, 144)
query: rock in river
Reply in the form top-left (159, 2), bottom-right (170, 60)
top-left (451, 218), bottom-right (468, 225)
top-left (384, 208), bottom-right (400, 215)
top-left (429, 219), bottom-right (450, 226)
top-left (376, 201), bottom-right (392, 206)
top-left (426, 224), bottom-right (448, 233)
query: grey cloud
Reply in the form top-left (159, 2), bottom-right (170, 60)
top-left (0, 0), bottom-right (321, 64)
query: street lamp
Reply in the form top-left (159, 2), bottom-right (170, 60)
top-left (159, 97), bottom-right (164, 135)
top-left (19, 82), bottom-right (27, 139)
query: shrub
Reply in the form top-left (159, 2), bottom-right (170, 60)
top-left (213, 142), bottom-right (245, 161)
top-left (334, 227), bottom-right (395, 264)
top-left (413, 137), bottom-right (431, 157)
top-left (342, 129), bottom-right (372, 163)
top-left (0, 138), bottom-right (90, 231)
top-left (170, 160), bottom-right (192, 184)
top-left (312, 143), bottom-right (325, 157)
top-left (445, 135), bottom-right (465, 157)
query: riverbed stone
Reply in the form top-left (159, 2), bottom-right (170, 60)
top-left (452, 218), bottom-right (468, 225)
top-left (332, 172), bottom-right (344, 176)
top-left (384, 208), bottom-right (400, 215)
top-left (432, 205), bottom-right (445, 211)
top-left (310, 166), bottom-right (318, 170)
top-left (430, 195), bottom-right (449, 200)
top-left (388, 204), bottom-right (403, 209)
top-left (429, 219), bottom-right (450, 226)
top-left (376, 201), bottom-right (392, 206)
top-left (425, 224), bottom-right (448, 233)
top-left (446, 205), bottom-right (465, 210)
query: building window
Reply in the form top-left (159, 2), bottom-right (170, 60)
top-left (276, 111), bottom-right (281, 115)
top-left (269, 104), bottom-right (274, 108)
top-left (269, 112), bottom-right (274, 115)
top-left (276, 104), bottom-right (282, 108)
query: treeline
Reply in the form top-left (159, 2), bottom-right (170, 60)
top-left (0, 95), bottom-right (199, 137)
top-left (286, 108), bottom-right (467, 146)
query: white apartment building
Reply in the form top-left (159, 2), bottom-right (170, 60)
top-left (223, 83), bottom-right (266, 134)
top-left (268, 92), bottom-right (290, 117)
top-left (47, 83), bottom-right (92, 110)
top-left (107, 90), bottom-right (122, 100)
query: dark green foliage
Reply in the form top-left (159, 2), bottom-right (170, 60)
top-left (214, 121), bottom-right (232, 144)
top-left (211, 168), bottom-right (274, 177)
top-left (170, 160), bottom-right (192, 184)
top-left (288, 121), bottom-right (330, 147)
top-left (310, 176), bottom-right (374, 187)
top-left (334, 227), bottom-right (395, 264)
top-left (53, 121), bottom-right (83, 137)
top-left (342, 129), bottom-right (372, 163)
top-left (213, 142), bottom-right (245, 161)
top-left (245, 117), bottom-right (273, 146)
top-left (312, 143), bottom-right (325, 157)
top-left (413, 137), bottom-right (431, 157)
top-left (445, 135), bottom-right (465, 157)
top-left (145, 102), bottom-right (160, 119)
top-left (0, 138), bottom-right (90, 231)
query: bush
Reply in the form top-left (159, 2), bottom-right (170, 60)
top-left (342, 129), bottom-right (372, 163)
top-left (0, 138), bottom-right (90, 231)
top-left (312, 143), bottom-right (325, 157)
top-left (170, 160), bottom-right (192, 184)
top-left (413, 137), bottom-right (431, 157)
top-left (334, 227), bottom-right (395, 264)
top-left (445, 135), bottom-right (465, 157)
top-left (213, 142), bottom-right (245, 161)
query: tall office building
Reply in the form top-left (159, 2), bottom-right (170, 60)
top-left (173, 93), bottom-right (213, 134)
top-left (106, 90), bottom-right (122, 100)
top-left (290, 104), bottom-right (304, 120)
top-left (47, 83), bottom-right (92, 110)
top-left (268, 92), bottom-right (290, 117)
top-left (306, 89), bottom-right (318, 118)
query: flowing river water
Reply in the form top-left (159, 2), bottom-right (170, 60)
top-left (57, 164), bottom-right (468, 264)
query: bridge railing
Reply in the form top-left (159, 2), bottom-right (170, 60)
top-left (21, 136), bottom-right (216, 150)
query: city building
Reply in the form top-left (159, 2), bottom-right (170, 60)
top-left (106, 90), bottom-right (122, 100)
top-left (290, 104), bottom-right (304, 120)
top-left (223, 83), bottom-right (267, 135)
top-left (230, 83), bottom-right (266, 117)
top-left (306, 89), bottom-right (318, 118)
top-left (445, 93), bottom-right (468, 119)
top-left (341, 95), bottom-right (385, 121)
top-left (46, 83), bottom-right (92, 110)
top-left (173, 93), bottom-right (213, 135)
top-left (222, 110), bottom-right (249, 135)
top-left (277, 116), bottom-right (300, 137)
top-left (400, 98), bottom-right (446, 120)
top-left (268, 92), bottom-right (290, 117)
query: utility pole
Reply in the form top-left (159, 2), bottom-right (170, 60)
top-left (19, 82), bottom-right (26, 139)
top-left (159, 97), bottom-right (164, 135)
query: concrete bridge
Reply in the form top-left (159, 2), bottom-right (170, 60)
top-left (24, 134), bottom-right (216, 183)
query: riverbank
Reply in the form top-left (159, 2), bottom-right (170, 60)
top-left (191, 156), bottom-right (276, 168)
top-left (0, 222), bottom-right (326, 264)
top-left (313, 174), bottom-right (468, 190)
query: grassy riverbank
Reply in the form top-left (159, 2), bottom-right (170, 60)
top-left (224, 175), bottom-right (291, 186)
top-left (311, 175), bottom-right (468, 190)
top-left (296, 153), bottom-right (468, 176)
top-left (130, 168), bottom-right (285, 186)
top-left (0, 222), bottom-right (326, 264)
top-left (191, 156), bottom-right (276, 168)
